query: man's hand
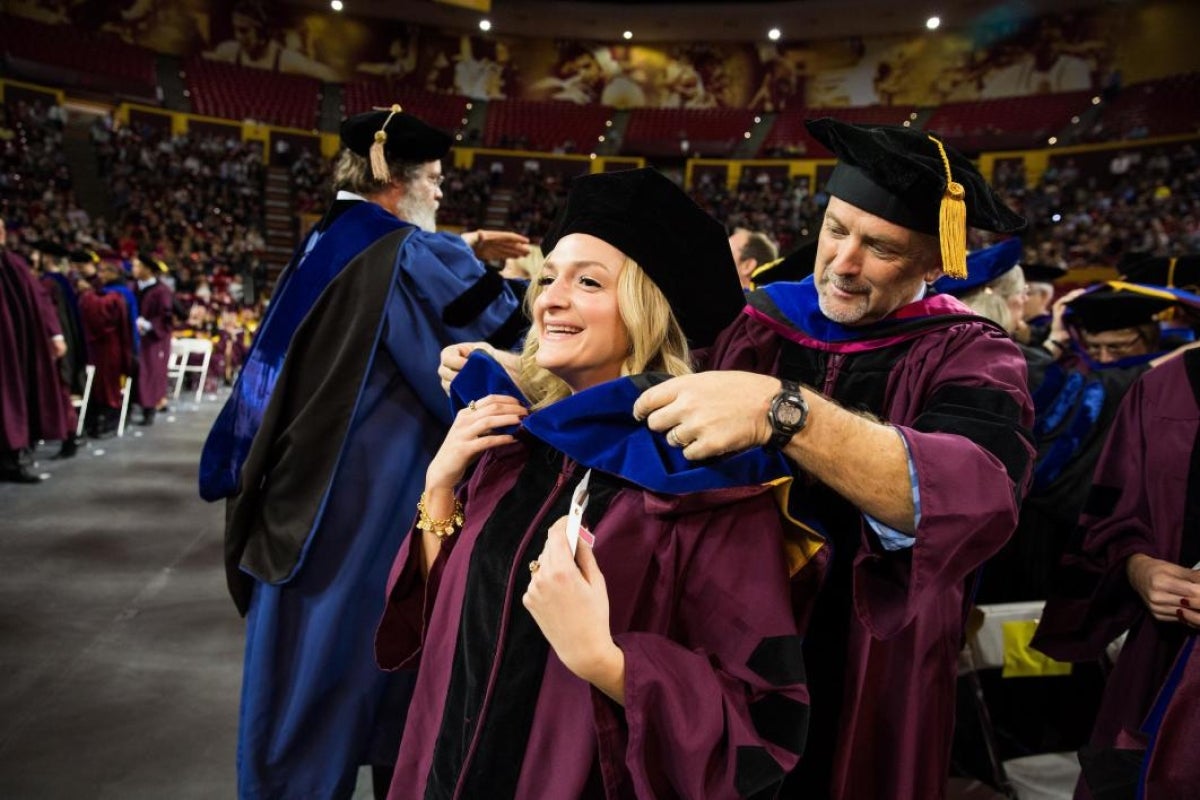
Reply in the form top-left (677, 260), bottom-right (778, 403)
top-left (51, 336), bottom-right (67, 359)
top-left (462, 230), bottom-right (531, 262)
top-left (632, 371), bottom-right (778, 460)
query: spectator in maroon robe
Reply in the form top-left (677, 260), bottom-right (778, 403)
top-left (0, 218), bottom-right (74, 482)
top-left (132, 253), bottom-right (175, 425)
top-left (77, 254), bottom-right (134, 438)
top-left (1033, 342), bottom-right (1200, 799)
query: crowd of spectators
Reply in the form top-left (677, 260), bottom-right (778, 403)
top-left (95, 121), bottom-right (268, 283)
top-left (985, 143), bottom-right (1200, 268)
top-left (0, 100), bottom-right (88, 246)
top-left (7, 98), bottom-right (1199, 328)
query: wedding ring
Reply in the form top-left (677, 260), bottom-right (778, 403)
top-left (529, 560), bottom-right (541, 573)
top-left (666, 428), bottom-right (683, 448)
top-left (468, 400), bottom-right (477, 411)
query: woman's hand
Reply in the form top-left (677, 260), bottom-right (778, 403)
top-left (1048, 287), bottom-right (1088, 344)
top-left (524, 516), bottom-right (625, 703)
top-left (1127, 553), bottom-right (1200, 626)
top-left (425, 394), bottom-right (527, 494)
top-left (437, 342), bottom-right (521, 394)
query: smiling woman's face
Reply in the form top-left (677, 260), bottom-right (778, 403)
top-left (532, 233), bottom-right (630, 393)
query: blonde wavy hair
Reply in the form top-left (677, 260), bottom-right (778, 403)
top-left (517, 255), bottom-right (692, 408)
top-left (958, 264), bottom-right (1025, 334)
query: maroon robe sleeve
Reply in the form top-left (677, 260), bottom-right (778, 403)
top-left (1032, 364), bottom-right (1188, 660)
top-left (1033, 379), bottom-right (1154, 660)
top-left (855, 325), bottom-right (1035, 639)
top-left (34, 280), bottom-right (63, 340)
top-left (601, 492), bottom-right (809, 798)
top-left (375, 514), bottom-right (460, 671)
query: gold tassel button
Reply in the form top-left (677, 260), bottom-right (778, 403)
top-left (369, 130), bottom-right (390, 183)
top-left (928, 135), bottom-right (968, 279)
top-left (939, 180), bottom-right (967, 279)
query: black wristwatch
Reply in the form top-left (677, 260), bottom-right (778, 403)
top-left (766, 379), bottom-right (808, 452)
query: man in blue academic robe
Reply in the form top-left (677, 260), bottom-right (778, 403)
top-left (207, 106), bottom-right (527, 800)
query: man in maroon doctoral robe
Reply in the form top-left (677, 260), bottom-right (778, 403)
top-left (78, 255), bottom-right (135, 438)
top-left (634, 119), bottom-right (1036, 798)
top-left (1032, 344), bottom-right (1200, 799)
top-left (132, 253), bottom-right (174, 424)
top-left (0, 219), bottom-right (74, 482)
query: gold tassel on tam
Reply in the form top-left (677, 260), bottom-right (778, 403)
top-left (928, 135), bottom-right (968, 279)
top-left (369, 103), bottom-right (404, 183)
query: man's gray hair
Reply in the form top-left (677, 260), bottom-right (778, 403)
top-left (332, 149), bottom-right (426, 195)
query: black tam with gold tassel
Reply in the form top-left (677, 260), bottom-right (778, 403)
top-left (806, 117), bottom-right (1026, 282)
top-left (339, 103), bottom-right (453, 182)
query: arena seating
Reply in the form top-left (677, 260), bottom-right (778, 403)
top-left (760, 105), bottom-right (919, 157)
top-left (341, 80), bottom-right (470, 135)
top-left (483, 98), bottom-right (611, 152)
top-left (183, 57), bottom-right (321, 130)
top-left (622, 107), bottom-right (759, 157)
top-left (1092, 72), bottom-right (1200, 140)
top-left (924, 91), bottom-right (1093, 152)
top-left (0, 14), bottom-right (157, 96)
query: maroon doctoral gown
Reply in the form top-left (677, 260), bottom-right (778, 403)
top-left (376, 373), bottom-right (813, 800)
top-left (135, 280), bottom-right (174, 409)
top-left (78, 285), bottom-right (134, 410)
top-left (707, 284), bottom-right (1035, 800)
top-left (0, 249), bottom-right (73, 448)
top-left (1032, 347), bottom-right (1200, 799)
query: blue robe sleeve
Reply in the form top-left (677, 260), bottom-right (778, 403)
top-left (381, 231), bottom-right (524, 427)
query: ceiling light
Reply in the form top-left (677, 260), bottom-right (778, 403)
top-left (330, 0), bottom-right (343, 10)
top-left (623, 31), bottom-right (633, 40)
top-left (768, 28), bottom-right (782, 41)
top-left (926, 16), bottom-right (940, 30)
top-left (479, 19), bottom-right (491, 32)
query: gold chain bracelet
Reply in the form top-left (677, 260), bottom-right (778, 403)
top-left (416, 493), bottom-right (464, 540)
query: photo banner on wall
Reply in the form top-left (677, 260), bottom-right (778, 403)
top-left (5, 0), bottom-right (1197, 107)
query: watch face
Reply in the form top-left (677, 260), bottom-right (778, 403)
top-left (777, 402), bottom-right (805, 427)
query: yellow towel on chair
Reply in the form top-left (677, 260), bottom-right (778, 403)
top-left (1002, 620), bottom-right (1073, 677)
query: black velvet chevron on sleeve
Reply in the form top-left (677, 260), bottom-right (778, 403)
top-left (1081, 484), bottom-right (1122, 519)
top-left (442, 269), bottom-right (507, 327)
top-left (734, 746), bottom-right (787, 799)
top-left (746, 635), bottom-right (807, 687)
top-left (910, 383), bottom-right (1032, 486)
top-left (749, 694), bottom-right (810, 755)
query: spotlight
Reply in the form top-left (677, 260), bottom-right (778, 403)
top-left (623, 31), bottom-right (633, 41)
top-left (768, 28), bottom-right (781, 41)
top-left (330, 0), bottom-right (343, 10)
top-left (926, 16), bottom-right (940, 30)
top-left (479, 19), bottom-right (491, 32)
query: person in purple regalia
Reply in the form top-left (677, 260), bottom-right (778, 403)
top-left (377, 168), bottom-right (816, 799)
top-left (1031, 321), bottom-right (1200, 800)
top-left (215, 105), bottom-right (528, 800)
top-left (132, 252), bottom-right (174, 425)
top-left (632, 119), bottom-right (1036, 799)
top-left (77, 253), bottom-right (135, 438)
top-left (0, 219), bottom-right (75, 482)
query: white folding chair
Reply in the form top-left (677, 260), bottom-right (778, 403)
top-left (74, 364), bottom-right (95, 438)
top-left (117, 374), bottom-right (133, 437)
top-left (169, 338), bottom-right (214, 403)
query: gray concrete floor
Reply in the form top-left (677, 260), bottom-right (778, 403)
top-left (0, 397), bottom-right (242, 798)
